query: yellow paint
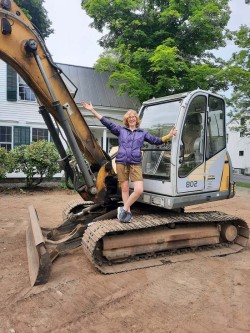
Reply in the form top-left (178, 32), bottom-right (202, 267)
top-left (187, 163), bottom-right (205, 181)
top-left (219, 155), bottom-right (230, 192)
top-left (188, 172), bottom-right (204, 181)
top-left (187, 151), bottom-right (226, 182)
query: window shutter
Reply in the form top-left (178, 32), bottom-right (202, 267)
top-left (14, 126), bottom-right (30, 146)
top-left (7, 64), bottom-right (17, 101)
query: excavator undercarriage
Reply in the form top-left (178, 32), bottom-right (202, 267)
top-left (83, 209), bottom-right (249, 274)
top-left (27, 201), bottom-right (249, 285)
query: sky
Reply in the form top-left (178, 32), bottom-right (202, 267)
top-left (43, 0), bottom-right (103, 67)
top-left (43, 0), bottom-right (250, 67)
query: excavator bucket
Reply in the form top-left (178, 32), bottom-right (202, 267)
top-left (26, 206), bottom-right (52, 286)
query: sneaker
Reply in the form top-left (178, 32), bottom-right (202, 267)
top-left (117, 207), bottom-right (127, 221)
top-left (121, 211), bottom-right (133, 223)
top-left (117, 207), bottom-right (133, 223)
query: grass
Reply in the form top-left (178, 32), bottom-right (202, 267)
top-left (236, 182), bottom-right (250, 189)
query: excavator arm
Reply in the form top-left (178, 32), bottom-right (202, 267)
top-left (0, 0), bottom-right (115, 201)
top-left (0, 0), bottom-right (120, 285)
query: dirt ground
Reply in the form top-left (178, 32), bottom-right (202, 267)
top-left (0, 185), bottom-right (250, 333)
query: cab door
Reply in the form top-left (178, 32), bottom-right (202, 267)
top-left (177, 94), bottom-right (206, 193)
top-left (177, 94), bottom-right (227, 194)
top-left (204, 95), bottom-right (227, 191)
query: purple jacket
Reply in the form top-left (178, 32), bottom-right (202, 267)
top-left (100, 117), bottom-right (163, 165)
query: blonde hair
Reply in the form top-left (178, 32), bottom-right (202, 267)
top-left (123, 109), bottom-right (140, 128)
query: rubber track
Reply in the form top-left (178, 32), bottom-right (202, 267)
top-left (82, 211), bottom-right (249, 274)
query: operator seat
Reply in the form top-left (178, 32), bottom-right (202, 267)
top-left (182, 113), bottom-right (203, 158)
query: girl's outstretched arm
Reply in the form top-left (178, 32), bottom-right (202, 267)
top-left (82, 101), bottom-right (103, 120)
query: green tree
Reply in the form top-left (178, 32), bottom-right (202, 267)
top-left (82, 0), bottom-right (231, 101)
top-left (226, 25), bottom-right (250, 136)
top-left (15, 0), bottom-right (54, 38)
top-left (9, 141), bottom-right (60, 187)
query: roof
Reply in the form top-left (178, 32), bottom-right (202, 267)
top-left (143, 92), bottom-right (188, 105)
top-left (84, 115), bottom-right (123, 127)
top-left (57, 63), bottom-right (140, 110)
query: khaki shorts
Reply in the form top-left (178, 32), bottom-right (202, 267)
top-left (116, 163), bottom-right (143, 182)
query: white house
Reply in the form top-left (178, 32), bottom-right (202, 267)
top-left (227, 119), bottom-right (250, 175)
top-left (0, 60), bottom-right (140, 178)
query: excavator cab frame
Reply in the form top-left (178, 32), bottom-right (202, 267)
top-left (137, 90), bottom-right (235, 210)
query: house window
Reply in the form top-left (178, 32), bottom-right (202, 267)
top-left (240, 118), bottom-right (246, 126)
top-left (13, 126), bottom-right (30, 146)
top-left (239, 151), bottom-right (244, 156)
top-left (6, 65), bottom-right (36, 102)
top-left (32, 128), bottom-right (49, 142)
top-left (18, 76), bottom-right (36, 101)
top-left (0, 126), bottom-right (12, 151)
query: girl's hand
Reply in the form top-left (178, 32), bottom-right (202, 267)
top-left (82, 101), bottom-right (94, 112)
top-left (169, 127), bottom-right (177, 137)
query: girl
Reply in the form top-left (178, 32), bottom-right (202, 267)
top-left (82, 101), bottom-right (176, 223)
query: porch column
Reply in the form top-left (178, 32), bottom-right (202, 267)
top-left (102, 128), bottom-right (107, 152)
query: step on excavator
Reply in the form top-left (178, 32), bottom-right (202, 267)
top-left (0, 0), bottom-right (249, 286)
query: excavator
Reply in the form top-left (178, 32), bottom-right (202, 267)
top-left (0, 0), bottom-right (249, 286)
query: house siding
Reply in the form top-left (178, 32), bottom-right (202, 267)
top-left (0, 60), bottom-right (45, 125)
top-left (227, 120), bottom-right (250, 174)
top-left (0, 60), bottom-right (6, 101)
top-left (0, 101), bottom-right (44, 124)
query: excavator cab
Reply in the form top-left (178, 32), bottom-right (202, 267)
top-left (137, 90), bottom-right (233, 210)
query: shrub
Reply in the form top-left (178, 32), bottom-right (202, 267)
top-left (9, 140), bottom-right (60, 187)
top-left (0, 148), bottom-right (9, 179)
